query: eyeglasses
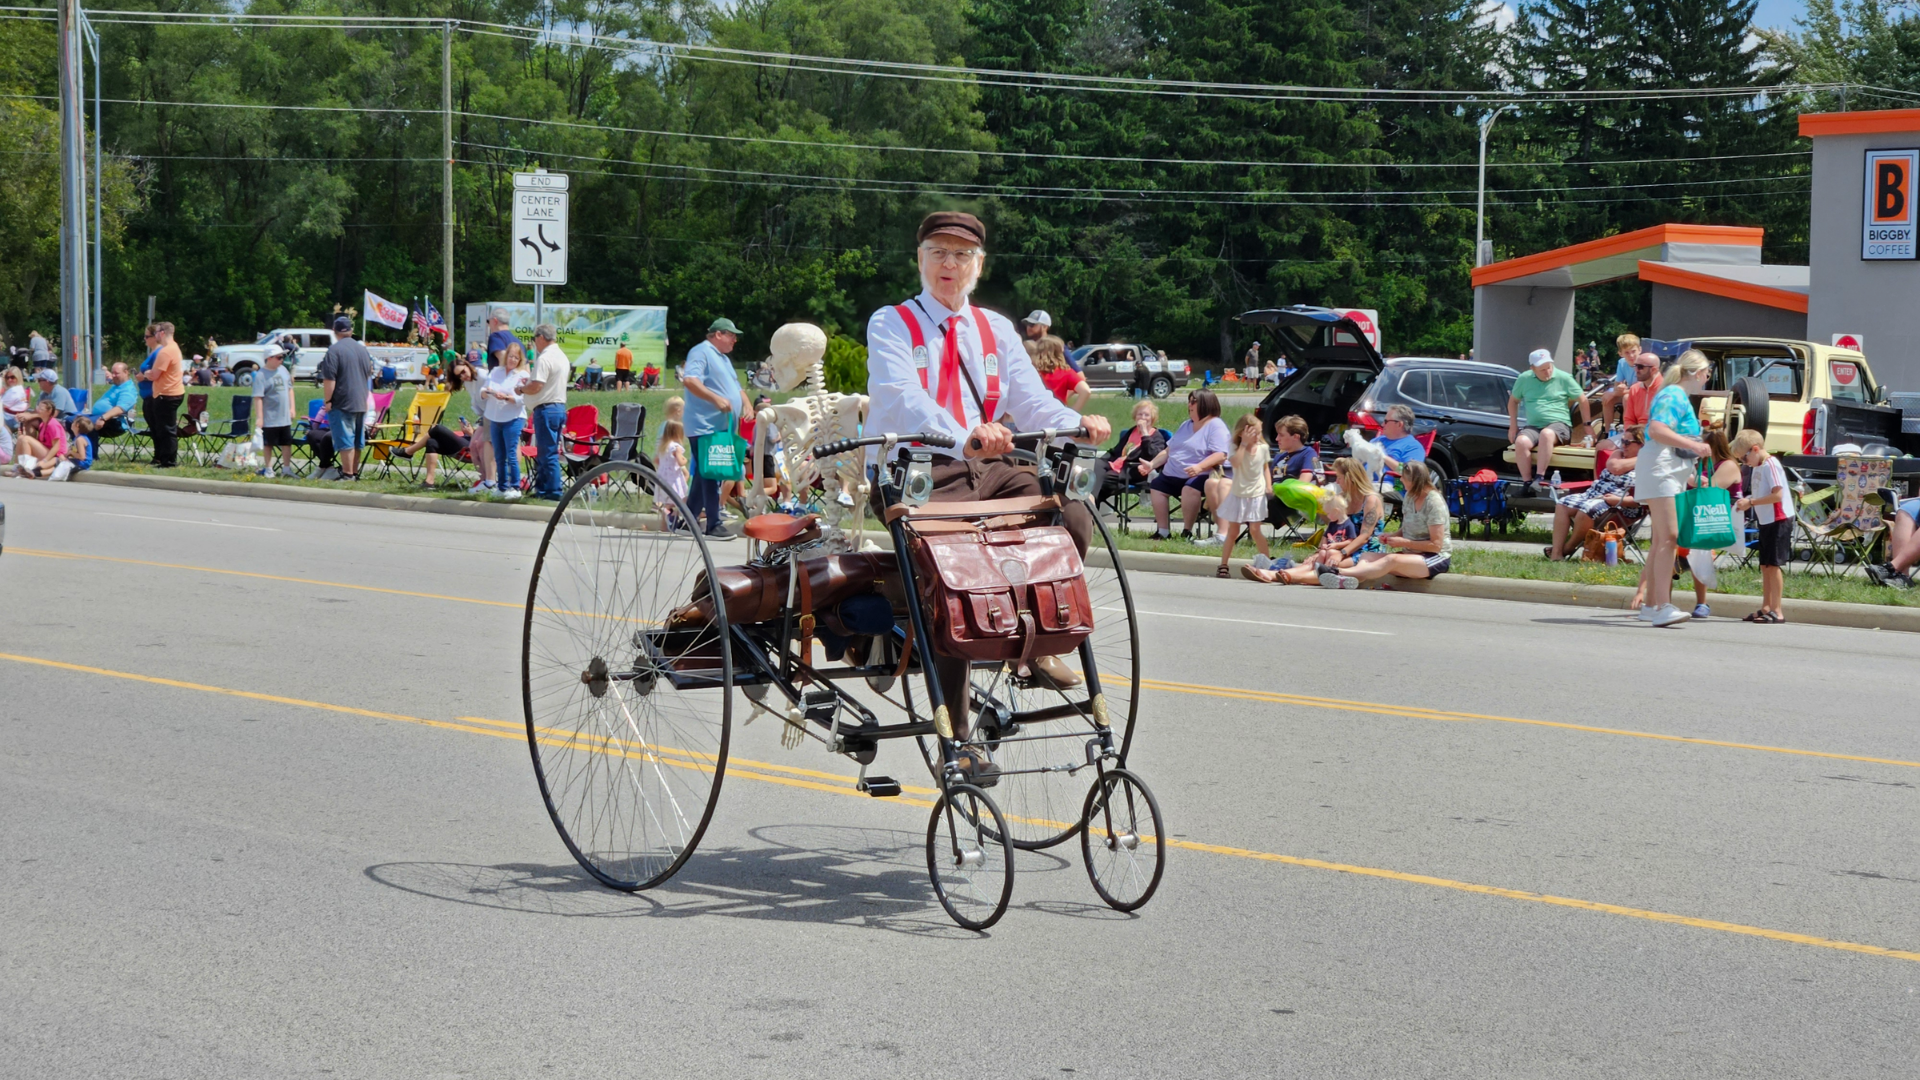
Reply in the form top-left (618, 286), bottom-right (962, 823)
top-left (920, 244), bottom-right (981, 265)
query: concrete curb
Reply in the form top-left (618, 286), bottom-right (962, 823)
top-left (74, 469), bottom-right (561, 524)
top-left (1102, 549), bottom-right (1920, 634)
top-left (69, 469), bottom-right (1920, 633)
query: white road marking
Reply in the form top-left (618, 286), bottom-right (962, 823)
top-left (96, 512), bottom-right (281, 532)
top-left (1105, 606), bottom-right (1393, 636)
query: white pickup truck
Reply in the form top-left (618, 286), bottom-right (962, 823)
top-left (214, 328), bottom-right (433, 386)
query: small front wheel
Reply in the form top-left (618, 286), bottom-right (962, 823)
top-left (927, 784), bottom-right (1016, 930)
top-left (1081, 768), bottom-right (1165, 912)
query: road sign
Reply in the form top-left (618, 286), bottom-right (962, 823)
top-left (1833, 332), bottom-right (1865, 353)
top-left (511, 171), bottom-right (569, 286)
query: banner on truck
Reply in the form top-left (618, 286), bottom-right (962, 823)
top-left (469, 303), bottom-right (669, 370)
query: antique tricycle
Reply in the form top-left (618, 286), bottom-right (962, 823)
top-left (520, 427), bottom-right (1163, 929)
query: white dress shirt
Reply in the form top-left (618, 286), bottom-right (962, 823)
top-left (864, 289), bottom-right (1080, 459)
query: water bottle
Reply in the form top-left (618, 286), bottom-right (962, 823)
top-left (1550, 470), bottom-right (1562, 496)
top-left (1604, 538), bottom-right (1618, 566)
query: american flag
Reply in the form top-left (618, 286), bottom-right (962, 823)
top-left (411, 301), bottom-right (432, 340)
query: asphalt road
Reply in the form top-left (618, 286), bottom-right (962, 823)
top-left (4, 480), bottom-right (1919, 1078)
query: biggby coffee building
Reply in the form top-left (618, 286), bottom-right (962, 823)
top-left (1472, 108), bottom-right (1920, 389)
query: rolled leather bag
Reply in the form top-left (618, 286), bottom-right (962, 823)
top-left (669, 552), bottom-right (897, 627)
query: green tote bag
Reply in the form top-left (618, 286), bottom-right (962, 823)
top-left (694, 432), bottom-right (746, 481)
top-left (1676, 465), bottom-right (1737, 549)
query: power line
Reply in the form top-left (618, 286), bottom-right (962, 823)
top-left (460, 138), bottom-right (1810, 200)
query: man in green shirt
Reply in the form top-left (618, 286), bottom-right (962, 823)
top-left (1508, 348), bottom-right (1591, 495)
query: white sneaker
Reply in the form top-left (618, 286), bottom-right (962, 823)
top-left (1637, 605), bottom-right (1657, 622)
top-left (501, 488), bottom-right (522, 501)
top-left (1651, 603), bottom-right (1691, 627)
top-left (1251, 554), bottom-right (1272, 571)
top-left (257, 466), bottom-right (274, 478)
top-left (470, 480), bottom-right (494, 494)
top-left (1195, 534), bottom-right (1225, 548)
top-left (1319, 571), bottom-right (1357, 590)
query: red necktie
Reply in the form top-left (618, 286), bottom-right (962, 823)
top-left (936, 316), bottom-right (967, 428)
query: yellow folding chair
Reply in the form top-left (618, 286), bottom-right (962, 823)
top-left (367, 391), bottom-right (450, 481)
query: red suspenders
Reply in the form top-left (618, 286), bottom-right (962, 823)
top-left (892, 303), bottom-right (1002, 423)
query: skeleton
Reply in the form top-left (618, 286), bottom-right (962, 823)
top-left (744, 322), bottom-right (870, 551)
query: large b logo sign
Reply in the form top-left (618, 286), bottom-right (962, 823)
top-left (1863, 149), bottom-right (1920, 259)
top-left (1877, 159), bottom-right (1909, 222)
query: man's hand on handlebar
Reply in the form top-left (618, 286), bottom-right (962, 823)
top-left (1079, 414), bottom-right (1112, 444)
top-left (964, 423), bottom-right (1014, 459)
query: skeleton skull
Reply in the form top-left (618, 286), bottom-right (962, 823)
top-left (767, 322), bottom-right (829, 393)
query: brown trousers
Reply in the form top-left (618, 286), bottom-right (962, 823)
top-left (882, 455), bottom-right (1093, 741)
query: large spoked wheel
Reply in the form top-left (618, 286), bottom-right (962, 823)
top-left (1081, 768), bottom-right (1165, 912)
top-left (951, 511), bottom-right (1141, 849)
top-left (523, 459), bottom-right (732, 891)
top-left (927, 783), bottom-right (1016, 931)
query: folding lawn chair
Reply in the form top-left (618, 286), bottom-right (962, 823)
top-left (178, 392), bottom-right (210, 463)
top-left (201, 395), bottom-right (252, 458)
top-left (365, 391), bottom-right (449, 481)
top-left (560, 403), bottom-right (608, 483)
top-left (1797, 454), bottom-right (1894, 576)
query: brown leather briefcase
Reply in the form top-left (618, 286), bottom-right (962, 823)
top-left (908, 526), bottom-right (1094, 662)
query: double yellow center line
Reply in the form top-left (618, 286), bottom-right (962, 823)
top-left (5, 648), bottom-right (1920, 966)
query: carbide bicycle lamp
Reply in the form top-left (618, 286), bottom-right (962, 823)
top-left (1060, 444), bottom-right (1102, 502)
top-left (902, 449), bottom-right (935, 506)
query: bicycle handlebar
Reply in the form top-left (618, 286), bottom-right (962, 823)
top-left (967, 427), bottom-right (1090, 453)
top-left (810, 431), bottom-right (957, 460)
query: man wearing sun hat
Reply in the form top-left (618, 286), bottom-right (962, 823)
top-left (1507, 347), bottom-right (1591, 496)
top-left (864, 210), bottom-right (1113, 763)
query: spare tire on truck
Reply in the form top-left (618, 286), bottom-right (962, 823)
top-left (1730, 376), bottom-right (1770, 437)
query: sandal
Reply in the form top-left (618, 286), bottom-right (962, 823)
top-left (1742, 610), bottom-right (1765, 622)
top-left (1216, 565), bottom-right (1231, 578)
top-left (1761, 610), bottom-right (1786, 624)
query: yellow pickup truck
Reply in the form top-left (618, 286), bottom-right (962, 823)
top-left (1510, 336), bottom-right (1881, 474)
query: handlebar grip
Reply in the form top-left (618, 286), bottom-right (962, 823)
top-left (812, 439), bottom-right (859, 460)
top-left (916, 431), bottom-right (958, 449)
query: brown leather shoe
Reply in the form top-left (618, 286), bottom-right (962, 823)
top-left (1030, 654), bottom-right (1083, 688)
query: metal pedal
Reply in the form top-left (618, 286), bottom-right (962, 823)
top-left (858, 775), bottom-right (902, 798)
top-left (801, 689), bottom-right (838, 725)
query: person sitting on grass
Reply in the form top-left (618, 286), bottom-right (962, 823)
top-left (10, 403), bottom-right (68, 478)
top-left (1242, 455), bottom-right (1381, 583)
top-left (1320, 461), bottom-right (1452, 589)
top-left (1547, 430), bottom-right (1641, 559)
top-left (1240, 490), bottom-right (1351, 584)
top-left (1734, 429), bottom-right (1795, 621)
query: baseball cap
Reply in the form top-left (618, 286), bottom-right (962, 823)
top-left (708, 317), bottom-right (740, 335)
top-left (1023, 310), bottom-right (1052, 327)
top-left (31, 368), bottom-right (55, 382)
top-left (1528, 348), bottom-right (1555, 368)
top-left (262, 343), bottom-right (286, 360)
top-left (332, 315), bottom-right (354, 334)
top-left (917, 211), bottom-right (985, 247)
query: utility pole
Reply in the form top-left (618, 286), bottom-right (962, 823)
top-left (57, 0), bottom-right (89, 389)
top-left (1476, 104), bottom-right (1518, 268)
top-left (86, 12), bottom-right (101, 382)
top-left (443, 20), bottom-right (454, 337)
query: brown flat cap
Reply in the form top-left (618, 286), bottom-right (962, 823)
top-left (917, 211), bottom-right (985, 247)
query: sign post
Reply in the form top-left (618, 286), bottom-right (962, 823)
top-left (511, 170), bottom-right (569, 326)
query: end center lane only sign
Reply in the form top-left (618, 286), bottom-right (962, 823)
top-left (512, 171), bottom-right (570, 285)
